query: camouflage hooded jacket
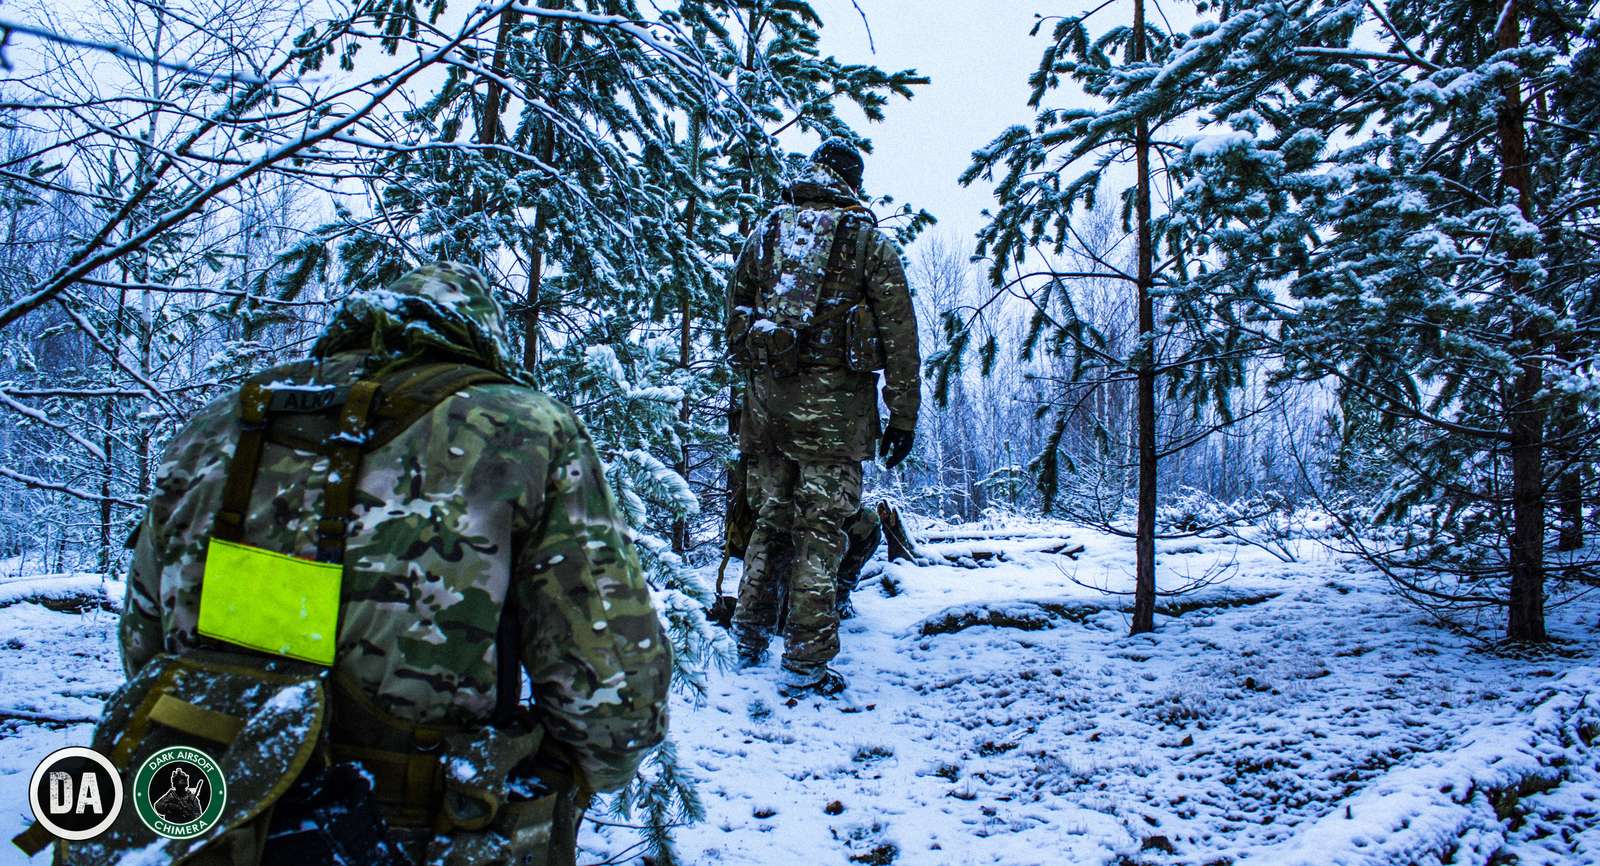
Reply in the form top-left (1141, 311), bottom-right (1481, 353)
top-left (120, 263), bottom-right (670, 792)
top-left (728, 160), bottom-right (921, 463)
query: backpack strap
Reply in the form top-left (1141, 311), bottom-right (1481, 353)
top-left (366, 363), bottom-right (513, 451)
top-left (213, 380), bottom-right (274, 544)
top-left (821, 212), bottom-right (861, 300)
top-left (10, 821), bottom-right (52, 858)
top-left (317, 379), bottom-right (381, 564)
top-left (759, 208), bottom-right (784, 290)
top-left (213, 361), bottom-right (512, 565)
top-left (851, 214), bottom-right (873, 294)
top-left (794, 213), bottom-right (870, 363)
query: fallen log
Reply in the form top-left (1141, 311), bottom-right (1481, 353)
top-left (1044, 543), bottom-right (1086, 559)
top-left (0, 708), bottom-right (99, 726)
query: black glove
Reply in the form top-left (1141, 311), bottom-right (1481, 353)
top-left (879, 424), bottom-right (915, 470)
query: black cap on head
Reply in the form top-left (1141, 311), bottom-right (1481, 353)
top-left (811, 138), bottom-right (864, 191)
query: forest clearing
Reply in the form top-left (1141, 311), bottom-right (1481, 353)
top-left (4, 518), bottom-right (1597, 865)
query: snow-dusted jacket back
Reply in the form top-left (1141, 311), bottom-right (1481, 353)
top-left (728, 162), bottom-right (922, 462)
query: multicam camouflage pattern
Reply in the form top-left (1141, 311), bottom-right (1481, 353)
top-left (764, 502), bottom-right (881, 627)
top-left (728, 161), bottom-right (921, 463)
top-left (732, 449), bottom-right (862, 669)
top-left (757, 205), bottom-right (848, 327)
top-left (121, 263), bottom-right (670, 800)
top-left (836, 504), bottom-right (882, 595)
top-left (728, 158), bottom-right (920, 674)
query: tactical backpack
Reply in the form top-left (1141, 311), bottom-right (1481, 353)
top-left (730, 204), bottom-right (889, 378)
top-left (15, 361), bottom-right (580, 866)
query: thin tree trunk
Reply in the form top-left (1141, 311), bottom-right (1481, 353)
top-left (672, 111), bottom-right (703, 555)
top-left (523, 12), bottom-right (564, 375)
top-left (1557, 467), bottom-right (1582, 551)
top-left (671, 223), bottom-right (694, 552)
top-left (1130, 0), bottom-right (1158, 635)
top-left (524, 199), bottom-right (549, 373)
top-left (471, 6), bottom-right (521, 260)
top-left (137, 288), bottom-right (154, 495)
top-left (479, 10), bottom-right (518, 152)
top-left (101, 279), bottom-right (131, 574)
top-left (1497, 0), bottom-right (1546, 641)
top-left (99, 392), bottom-right (115, 574)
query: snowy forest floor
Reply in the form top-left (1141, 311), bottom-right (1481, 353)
top-left (584, 521), bottom-right (1600, 866)
top-left (2, 521), bottom-right (1599, 866)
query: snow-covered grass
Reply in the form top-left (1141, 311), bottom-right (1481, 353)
top-left (2, 523), bottom-right (1596, 866)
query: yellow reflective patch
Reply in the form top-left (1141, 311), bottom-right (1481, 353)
top-left (197, 538), bottom-right (341, 666)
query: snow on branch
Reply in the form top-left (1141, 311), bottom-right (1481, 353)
top-left (0, 466), bottom-right (144, 509)
top-left (0, 14), bottom-right (285, 84)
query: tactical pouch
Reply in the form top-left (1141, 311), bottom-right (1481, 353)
top-left (422, 728), bottom-right (579, 866)
top-left (324, 670), bottom-right (566, 866)
top-left (844, 303), bottom-right (887, 372)
top-left (260, 762), bottom-right (407, 866)
top-left (744, 320), bottom-right (802, 378)
top-left (51, 650), bottom-right (328, 866)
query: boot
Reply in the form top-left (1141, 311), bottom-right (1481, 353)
top-left (732, 627), bottom-right (768, 669)
top-left (778, 664), bottom-right (846, 697)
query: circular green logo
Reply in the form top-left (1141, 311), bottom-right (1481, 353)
top-left (132, 746), bottom-right (227, 840)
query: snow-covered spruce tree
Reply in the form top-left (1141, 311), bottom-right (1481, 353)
top-left (951, 2), bottom-right (1274, 633)
top-left (0, 0), bottom-right (755, 586)
top-left (1139, 0), bottom-right (1600, 640)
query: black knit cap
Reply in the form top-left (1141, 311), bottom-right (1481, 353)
top-left (811, 138), bottom-right (864, 191)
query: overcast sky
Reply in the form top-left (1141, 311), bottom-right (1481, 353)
top-left (789, 1), bottom-right (1066, 253)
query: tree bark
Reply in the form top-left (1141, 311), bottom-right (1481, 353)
top-left (523, 126), bottom-right (554, 375)
top-left (471, 6), bottom-right (521, 244)
top-left (1130, 0), bottom-right (1158, 635)
top-left (522, 10), bottom-right (565, 376)
top-left (1496, 0), bottom-right (1546, 641)
top-left (672, 111), bottom-right (703, 555)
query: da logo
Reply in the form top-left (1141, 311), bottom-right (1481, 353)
top-left (132, 746), bottom-right (227, 839)
top-left (28, 747), bottom-right (123, 840)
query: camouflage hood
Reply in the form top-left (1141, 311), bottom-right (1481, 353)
top-left (313, 262), bottom-right (523, 379)
top-left (784, 159), bottom-right (861, 209)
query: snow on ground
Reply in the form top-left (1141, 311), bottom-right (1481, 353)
top-left (587, 521), bottom-right (1600, 866)
top-left (0, 574), bottom-right (125, 866)
top-left (2, 526), bottom-right (1597, 866)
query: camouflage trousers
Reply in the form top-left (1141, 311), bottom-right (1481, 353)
top-left (733, 449), bottom-right (862, 670)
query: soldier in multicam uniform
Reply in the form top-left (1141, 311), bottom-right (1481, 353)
top-left (727, 139), bottom-right (920, 696)
top-left (118, 263), bottom-right (670, 865)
